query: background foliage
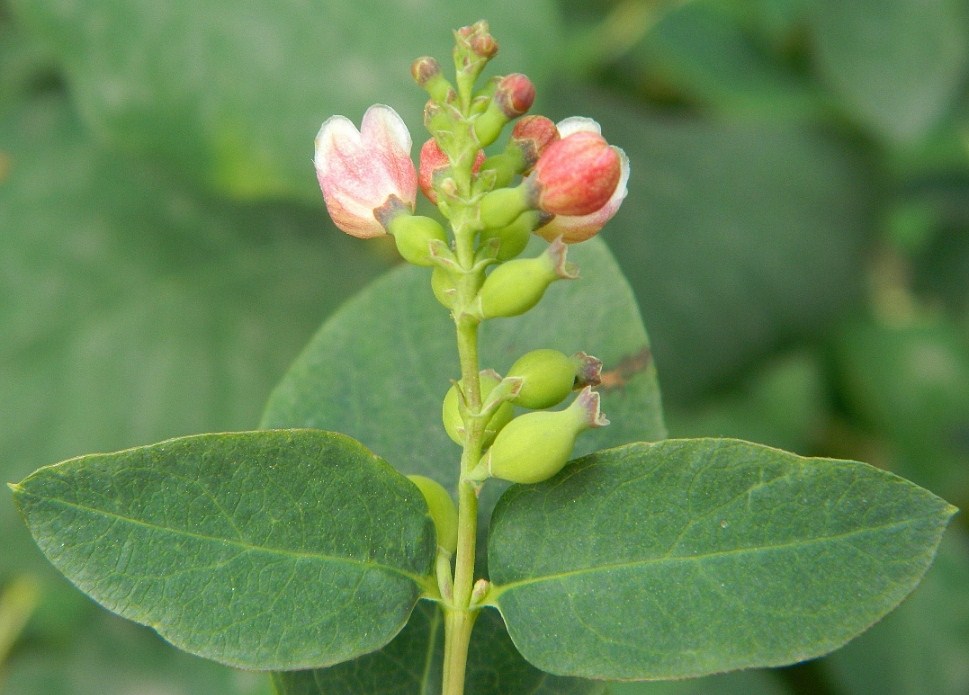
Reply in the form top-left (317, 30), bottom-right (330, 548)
top-left (1, 0), bottom-right (967, 693)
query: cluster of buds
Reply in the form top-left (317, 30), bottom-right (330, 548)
top-left (313, 20), bottom-right (625, 486)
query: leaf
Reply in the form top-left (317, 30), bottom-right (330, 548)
top-left (272, 605), bottom-right (606, 695)
top-left (608, 666), bottom-right (789, 695)
top-left (810, 0), bottom-right (969, 142)
top-left (11, 429), bottom-right (436, 670)
top-left (820, 529), bottom-right (969, 695)
top-left (488, 438), bottom-right (957, 680)
top-left (8, 0), bottom-right (563, 201)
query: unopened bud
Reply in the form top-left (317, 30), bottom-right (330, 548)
top-left (442, 370), bottom-right (515, 446)
top-left (473, 74), bottom-right (536, 147)
top-left (471, 238), bottom-right (577, 319)
top-left (407, 474), bottom-right (458, 554)
top-left (529, 131), bottom-right (621, 216)
top-left (478, 210), bottom-right (545, 261)
top-left (478, 184), bottom-right (534, 229)
top-left (411, 56), bottom-right (454, 105)
top-left (385, 214), bottom-right (449, 266)
top-left (507, 348), bottom-right (579, 410)
top-left (484, 387), bottom-right (609, 484)
top-left (419, 139), bottom-right (485, 204)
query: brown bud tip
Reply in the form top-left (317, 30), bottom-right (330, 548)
top-left (457, 20), bottom-right (498, 58)
top-left (495, 74), bottom-right (535, 118)
top-left (511, 115), bottom-right (560, 170)
top-left (411, 56), bottom-right (441, 86)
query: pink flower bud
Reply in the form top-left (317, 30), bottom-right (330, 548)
top-left (533, 117), bottom-right (629, 243)
top-left (418, 139), bottom-right (484, 204)
top-left (313, 104), bottom-right (417, 238)
top-left (530, 130), bottom-right (620, 217)
top-left (510, 115), bottom-right (559, 172)
top-left (494, 74), bottom-right (535, 119)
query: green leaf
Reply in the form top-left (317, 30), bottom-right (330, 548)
top-left (488, 438), bottom-right (956, 680)
top-left (608, 666), bottom-right (789, 695)
top-left (820, 529), bottom-right (969, 695)
top-left (8, 0), bottom-right (562, 201)
top-left (11, 429), bottom-right (436, 670)
top-left (811, 0), bottom-right (969, 142)
top-left (272, 605), bottom-right (606, 695)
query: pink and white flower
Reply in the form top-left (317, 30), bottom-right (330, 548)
top-left (314, 104), bottom-right (418, 238)
top-left (533, 117), bottom-right (629, 244)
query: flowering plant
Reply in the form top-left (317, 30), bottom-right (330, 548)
top-left (9, 20), bottom-right (957, 695)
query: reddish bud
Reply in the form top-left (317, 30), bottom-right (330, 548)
top-left (530, 131), bottom-right (621, 217)
top-left (456, 20), bottom-right (498, 59)
top-left (494, 74), bottom-right (535, 118)
top-left (419, 139), bottom-right (485, 203)
top-left (510, 115), bottom-right (559, 171)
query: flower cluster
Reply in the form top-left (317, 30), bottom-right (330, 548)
top-left (312, 20), bottom-right (624, 486)
top-left (313, 34), bottom-right (627, 249)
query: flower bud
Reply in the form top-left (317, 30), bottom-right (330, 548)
top-left (528, 130), bottom-right (620, 217)
top-left (478, 210), bottom-right (545, 261)
top-left (478, 116), bottom-right (558, 190)
top-left (456, 21), bottom-right (498, 60)
top-left (442, 370), bottom-right (515, 446)
top-left (384, 213), bottom-right (449, 266)
top-left (419, 139), bottom-right (485, 204)
top-left (472, 238), bottom-right (576, 320)
top-left (411, 56), bottom-right (454, 104)
top-left (484, 387), bottom-right (609, 484)
top-left (473, 74), bottom-right (536, 147)
top-left (506, 349), bottom-right (578, 410)
top-left (478, 184), bottom-right (534, 230)
top-left (407, 474), bottom-right (458, 554)
top-left (532, 117), bottom-right (629, 243)
top-left (314, 105), bottom-right (417, 238)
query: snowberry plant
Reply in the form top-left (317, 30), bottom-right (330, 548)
top-left (10, 21), bottom-right (957, 695)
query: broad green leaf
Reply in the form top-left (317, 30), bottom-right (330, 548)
top-left (272, 605), bottom-right (605, 695)
top-left (488, 438), bottom-right (956, 680)
top-left (561, 87), bottom-right (874, 404)
top-left (9, 0), bottom-right (562, 201)
top-left (11, 429), bottom-right (436, 670)
top-left (811, 0), bottom-right (969, 142)
top-left (821, 530), bottom-right (969, 695)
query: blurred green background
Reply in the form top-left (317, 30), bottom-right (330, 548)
top-left (2, 1), bottom-right (968, 693)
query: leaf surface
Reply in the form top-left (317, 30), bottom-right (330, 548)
top-left (488, 438), bottom-right (957, 680)
top-left (11, 429), bottom-right (435, 670)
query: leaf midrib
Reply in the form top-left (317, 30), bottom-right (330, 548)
top-left (490, 513), bottom-right (940, 599)
top-left (22, 490), bottom-right (429, 585)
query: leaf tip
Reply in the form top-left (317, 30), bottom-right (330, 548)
top-left (6, 481), bottom-right (22, 494)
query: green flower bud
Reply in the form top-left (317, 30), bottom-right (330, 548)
top-left (507, 349), bottom-right (577, 409)
top-left (478, 210), bottom-right (545, 261)
top-left (386, 214), bottom-right (448, 266)
top-left (472, 238), bottom-right (577, 319)
top-left (478, 184), bottom-right (533, 230)
top-left (484, 387), bottom-right (609, 484)
top-left (442, 370), bottom-right (514, 446)
top-left (407, 474), bottom-right (458, 554)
